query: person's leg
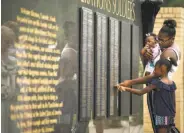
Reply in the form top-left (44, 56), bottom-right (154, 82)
top-left (157, 127), bottom-right (169, 133)
top-left (147, 91), bottom-right (157, 133)
top-left (170, 116), bottom-right (180, 133)
top-left (171, 126), bottom-right (180, 133)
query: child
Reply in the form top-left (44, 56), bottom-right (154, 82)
top-left (116, 57), bottom-right (177, 133)
top-left (141, 33), bottom-right (161, 76)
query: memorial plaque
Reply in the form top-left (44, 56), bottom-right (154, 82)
top-left (107, 17), bottom-right (120, 117)
top-left (94, 12), bottom-right (107, 119)
top-left (79, 7), bottom-right (94, 121)
top-left (120, 21), bottom-right (131, 116)
top-left (131, 25), bottom-right (142, 115)
top-left (2, 0), bottom-right (144, 132)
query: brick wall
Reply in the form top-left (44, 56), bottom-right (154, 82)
top-left (144, 7), bottom-right (184, 133)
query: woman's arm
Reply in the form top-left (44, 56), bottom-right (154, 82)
top-left (119, 73), bottom-right (156, 87)
top-left (141, 45), bottom-right (152, 59)
top-left (119, 48), bottom-right (177, 87)
top-left (140, 46), bottom-right (148, 56)
top-left (120, 84), bottom-right (156, 96)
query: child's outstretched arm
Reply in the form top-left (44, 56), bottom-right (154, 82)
top-left (119, 73), bottom-right (156, 87)
top-left (119, 84), bottom-right (156, 96)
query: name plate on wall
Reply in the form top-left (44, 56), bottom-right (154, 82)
top-left (94, 12), bottom-right (108, 119)
top-left (120, 21), bottom-right (131, 116)
top-left (107, 17), bottom-right (120, 117)
top-left (131, 24), bottom-right (141, 115)
top-left (79, 7), bottom-right (94, 121)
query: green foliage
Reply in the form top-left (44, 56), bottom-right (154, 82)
top-left (165, 0), bottom-right (184, 7)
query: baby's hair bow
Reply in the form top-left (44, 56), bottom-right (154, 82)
top-left (146, 33), bottom-right (151, 37)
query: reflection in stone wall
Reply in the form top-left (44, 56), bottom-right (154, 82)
top-left (2, 7), bottom-right (64, 133)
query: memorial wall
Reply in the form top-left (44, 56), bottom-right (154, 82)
top-left (94, 12), bottom-right (108, 119)
top-left (1, 0), bottom-right (143, 133)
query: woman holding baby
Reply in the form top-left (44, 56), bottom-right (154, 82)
top-left (116, 19), bottom-right (180, 133)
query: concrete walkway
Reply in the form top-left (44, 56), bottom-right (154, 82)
top-left (89, 121), bottom-right (143, 133)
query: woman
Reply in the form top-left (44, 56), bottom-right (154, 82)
top-left (119, 19), bottom-right (180, 133)
top-left (1, 26), bottom-right (19, 133)
top-left (55, 21), bottom-right (89, 133)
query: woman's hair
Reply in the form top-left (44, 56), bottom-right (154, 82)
top-left (1, 26), bottom-right (16, 54)
top-left (155, 57), bottom-right (177, 72)
top-left (159, 19), bottom-right (177, 37)
top-left (146, 32), bottom-right (157, 41)
top-left (3, 21), bottom-right (19, 42)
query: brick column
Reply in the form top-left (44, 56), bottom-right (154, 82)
top-left (143, 7), bottom-right (184, 133)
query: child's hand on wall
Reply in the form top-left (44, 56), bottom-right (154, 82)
top-left (114, 85), bottom-right (126, 92)
top-left (119, 80), bottom-right (132, 87)
top-left (119, 86), bottom-right (126, 92)
top-left (114, 84), bottom-right (122, 91)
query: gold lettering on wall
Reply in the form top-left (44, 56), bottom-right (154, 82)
top-left (116, 0), bottom-right (121, 15)
top-left (120, 0), bottom-right (125, 17)
top-left (97, 0), bottom-right (102, 9)
top-left (112, 0), bottom-right (116, 14)
top-left (81, 0), bottom-right (136, 21)
top-left (10, 7), bottom-right (62, 133)
top-left (81, 0), bottom-right (87, 2)
top-left (127, 0), bottom-right (131, 19)
top-left (132, 2), bottom-right (135, 21)
top-left (106, 0), bottom-right (111, 12)
top-left (124, 0), bottom-right (128, 19)
top-left (100, 0), bottom-right (105, 9)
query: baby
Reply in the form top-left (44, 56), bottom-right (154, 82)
top-left (141, 33), bottom-right (161, 76)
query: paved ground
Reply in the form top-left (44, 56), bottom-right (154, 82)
top-left (88, 121), bottom-right (143, 133)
